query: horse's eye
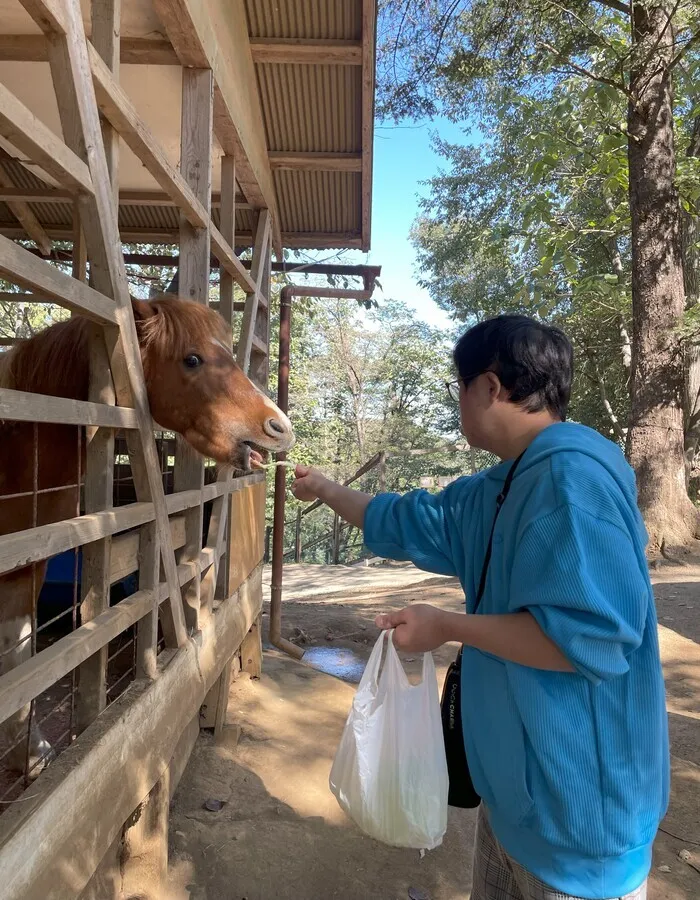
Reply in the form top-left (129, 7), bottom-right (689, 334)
top-left (183, 354), bottom-right (203, 369)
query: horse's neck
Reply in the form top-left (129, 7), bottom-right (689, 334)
top-left (0, 317), bottom-right (91, 400)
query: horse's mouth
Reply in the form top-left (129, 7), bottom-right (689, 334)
top-left (241, 441), bottom-right (269, 471)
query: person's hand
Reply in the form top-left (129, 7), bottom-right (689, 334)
top-left (290, 464), bottom-right (328, 503)
top-left (375, 604), bottom-right (452, 653)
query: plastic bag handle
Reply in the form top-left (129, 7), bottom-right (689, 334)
top-left (357, 628), bottom-right (392, 693)
top-left (361, 630), bottom-right (436, 696)
top-left (380, 630), bottom-right (411, 693)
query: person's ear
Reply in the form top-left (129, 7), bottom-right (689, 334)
top-left (483, 371), bottom-right (503, 403)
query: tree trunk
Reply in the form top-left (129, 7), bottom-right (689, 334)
top-left (626, 2), bottom-right (697, 548)
top-left (682, 116), bottom-right (700, 485)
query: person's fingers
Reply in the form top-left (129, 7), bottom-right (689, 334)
top-left (375, 609), bottom-right (409, 630)
top-left (294, 464), bottom-right (311, 478)
top-left (391, 624), bottom-right (411, 651)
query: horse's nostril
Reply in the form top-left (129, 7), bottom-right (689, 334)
top-left (267, 417), bottom-right (286, 435)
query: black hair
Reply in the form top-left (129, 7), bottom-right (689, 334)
top-left (453, 315), bottom-right (573, 420)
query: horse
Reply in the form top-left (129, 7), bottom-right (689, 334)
top-left (0, 295), bottom-right (293, 777)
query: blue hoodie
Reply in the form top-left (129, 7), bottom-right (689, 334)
top-left (363, 422), bottom-right (669, 899)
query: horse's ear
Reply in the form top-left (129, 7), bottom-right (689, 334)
top-left (131, 298), bottom-right (158, 323)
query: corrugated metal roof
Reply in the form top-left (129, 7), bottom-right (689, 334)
top-left (247, 0), bottom-right (370, 246)
top-left (0, 0), bottom-right (374, 252)
top-left (274, 170), bottom-right (360, 233)
top-left (244, 0), bottom-right (362, 41)
top-left (256, 64), bottom-right (361, 154)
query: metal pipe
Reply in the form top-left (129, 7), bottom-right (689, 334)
top-left (268, 282), bottom-right (376, 659)
top-left (269, 286), bottom-right (303, 659)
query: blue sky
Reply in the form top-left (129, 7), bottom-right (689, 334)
top-left (351, 117), bottom-right (473, 329)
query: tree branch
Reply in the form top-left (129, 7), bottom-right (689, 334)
top-left (587, 354), bottom-right (626, 440)
top-left (591, 0), bottom-right (631, 14)
top-left (540, 41), bottom-right (632, 97)
top-left (668, 29), bottom-right (700, 75)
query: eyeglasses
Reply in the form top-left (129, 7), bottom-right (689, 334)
top-left (445, 371), bottom-right (483, 403)
top-left (445, 379), bottom-right (462, 403)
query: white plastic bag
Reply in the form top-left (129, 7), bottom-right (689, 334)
top-left (329, 629), bottom-right (449, 850)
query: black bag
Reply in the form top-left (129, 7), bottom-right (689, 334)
top-left (440, 451), bottom-right (525, 808)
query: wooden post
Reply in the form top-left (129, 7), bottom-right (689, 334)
top-left (237, 208), bottom-right (270, 374)
top-left (248, 232), bottom-right (272, 389)
top-left (294, 508), bottom-right (302, 562)
top-left (45, 0), bottom-right (188, 648)
top-left (120, 770), bottom-right (170, 898)
top-left (200, 656), bottom-right (233, 735)
top-left (173, 66), bottom-right (213, 633)
top-left (332, 513), bottom-right (341, 565)
top-left (74, 0), bottom-right (119, 735)
top-left (240, 614), bottom-right (262, 679)
top-left (200, 152), bottom-right (236, 614)
top-left (135, 520), bottom-right (159, 680)
top-left (218, 154), bottom-right (236, 334)
top-left (71, 203), bottom-right (87, 282)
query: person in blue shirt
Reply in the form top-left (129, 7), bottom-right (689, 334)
top-left (291, 315), bottom-right (668, 900)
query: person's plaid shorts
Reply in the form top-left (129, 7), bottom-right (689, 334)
top-left (472, 807), bottom-right (648, 900)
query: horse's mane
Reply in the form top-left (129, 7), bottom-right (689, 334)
top-left (0, 317), bottom-right (91, 400)
top-left (0, 296), bottom-right (230, 400)
top-left (136, 296), bottom-right (230, 362)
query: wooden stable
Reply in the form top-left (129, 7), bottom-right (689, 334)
top-left (0, 1), bottom-right (376, 897)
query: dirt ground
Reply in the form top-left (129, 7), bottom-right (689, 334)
top-left (167, 562), bottom-right (700, 900)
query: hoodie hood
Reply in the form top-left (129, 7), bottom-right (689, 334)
top-left (488, 421), bottom-right (638, 518)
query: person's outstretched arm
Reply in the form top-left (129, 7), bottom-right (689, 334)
top-left (291, 465), bottom-right (371, 528)
top-left (291, 464), bottom-right (459, 577)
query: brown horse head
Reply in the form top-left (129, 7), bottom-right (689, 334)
top-left (132, 296), bottom-right (294, 469)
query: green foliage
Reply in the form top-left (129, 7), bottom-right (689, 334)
top-left (263, 284), bottom-right (479, 562)
top-left (378, 0), bottom-right (700, 442)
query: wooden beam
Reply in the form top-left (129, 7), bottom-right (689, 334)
top-left (88, 43), bottom-right (209, 230)
top-left (250, 333), bottom-right (268, 356)
top-left (250, 38), bottom-right (362, 66)
top-left (75, 0), bottom-right (120, 737)
top-left (201, 154), bottom-right (236, 615)
top-left (361, 0), bottom-right (376, 251)
top-left (16, 0), bottom-right (67, 35)
top-left (0, 567), bottom-right (263, 900)
top-left (0, 588), bottom-right (162, 731)
top-left (0, 234), bottom-right (117, 322)
top-left (151, 0), bottom-right (282, 252)
top-left (0, 541), bottom-right (227, 730)
top-left (0, 474), bottom-right (263, 579)
top-left (210, 224), bottom-right (257, 294)
top-left (135, 520), bottom-right (161, 680)
top-left (0, 162), bottom-right (52, 256)
top-left (91, 0), bottom-right (120, 194)
top-left (0, 225), bottom-right (183, 244)
top-left (268, 151), bottom-right (362, 172)
top-left (0, 35), bottom-right (179, 66)
top-left (0, 82), bottom-right (93, 194)
top-left (0, 387), bottom-right (137, 428)
top-left (240, 616), bottom-right (262, 678)
top-left (111, 515), bottom-right (186, 585)
top-left (117, 37), bottom-right (178, 65)
top-left (249, 242), bottom-right (271, 388)
top-left (237, 209), bottom-right (270, 373)
top-left (71, 203), bottom-right (87, 281)
top-left (0, 224), bottom-right (364, 251)
top-left (0, 188), bottom-right (250, 208)
top-left (46, 0), bottom-right (187, 645)
top-left (174, 67), bottom-right (213, 633)
top-left (218, 155), bottom-right (236, 329)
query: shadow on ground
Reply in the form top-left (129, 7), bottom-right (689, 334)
top-left (169, 567), bottom-right (700, 900)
